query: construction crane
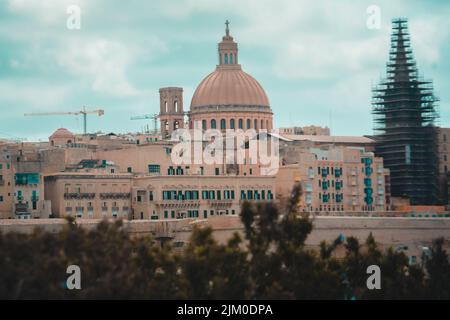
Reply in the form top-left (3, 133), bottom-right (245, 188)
top-left (24, 107), bottom-right (104, 135)
top-left (130, 113), bottom-right (159, 134)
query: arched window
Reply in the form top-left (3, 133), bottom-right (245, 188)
top-left (230, 53), bottom-right (233, 64)
top-left (220, 119), bottom-right (226, 130)
top-left (174, 101), bottom-right (178, 113)
top-left (174, 121), bottom-right (179, 130)
top-left (202, 120), bottom-right (207, 130)
top-left (224, 53), bottom-right (228, 65)
top-left (261, 119), bottom-right (264, 129)
top-left (211, 119), bottom-right (216, 129)
top-left (254, 119), bottom-right (258, 129)
top-left (164, 121), bottom-right (169, 131)
top-left (230, 119), bottom-right (235, 129)
top-left (164, 101), bottom-right (168, 113)
top-left (247, 119), bottom-right (251, 129)
top-left (238, 119), bottom-right (243, 129)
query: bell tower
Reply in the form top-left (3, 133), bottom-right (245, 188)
top-left (159, 87), bottom-right (184, 139)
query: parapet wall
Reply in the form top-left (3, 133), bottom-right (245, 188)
top-left (1, 216), bottom-right (449, 261)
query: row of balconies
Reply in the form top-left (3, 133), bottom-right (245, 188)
top-left (100, 192), bottom-right (131, 200)
top-left (64, 192), bottom-right (96, 200)
top-left (63, 192), bottom-right (131, 200)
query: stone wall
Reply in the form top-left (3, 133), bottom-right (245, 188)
top-left (1, 216), bottom-right (449, 263)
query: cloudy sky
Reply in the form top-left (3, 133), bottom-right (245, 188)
top-left (0, 0), bottom-right (449, 141)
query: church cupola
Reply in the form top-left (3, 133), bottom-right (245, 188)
top-left (218, 20), bottom-right (239, 67)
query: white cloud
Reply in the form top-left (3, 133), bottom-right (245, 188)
top-left (56, 38), bottom-right (142, 97)
top-left (409, 17), bottom-right (450, 65)
top-left (8, 0), bottom-right (88, 26)
top-left (0, 80), bottom-right (70, 112)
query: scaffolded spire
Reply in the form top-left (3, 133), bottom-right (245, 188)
top-left (372, 18), bottom-right (440, 205)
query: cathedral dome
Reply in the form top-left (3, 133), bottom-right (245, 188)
top-left (190, 66), bottom-right (270, 108)
top-left (188, 21), bottom-right (273, 131)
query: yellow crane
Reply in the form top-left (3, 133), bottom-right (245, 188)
top-left (24, 107), bottom-right (104, 135)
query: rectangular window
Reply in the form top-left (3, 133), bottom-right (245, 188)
top-left (0, 196), bottom-right (3, 202)
top-left (148, 164), bottom-right (161, 174)
top-left (405, 144), bottom-right (411, 165)
top-left (215, 168), bottom-right (220, 175)
top-left (149, 191), bottom-right (154, 201)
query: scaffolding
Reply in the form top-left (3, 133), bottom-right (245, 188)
top-left (372, 18), bottom-right (440, 205)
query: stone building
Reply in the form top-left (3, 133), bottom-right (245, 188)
top-left (44, 172), bottom-right (133, 219)
top-left (437, 128), bottom-right (450, 204)
top-left (276, 147), bottom-right (389, 212)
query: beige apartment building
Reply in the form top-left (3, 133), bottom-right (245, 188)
top-left (279, 126), bottom-right (330, 136)
top-left (45, 171), bottom-right (133, 219)
top-left (276, 147), bottom-right (389, 213)
top-left (0, 143), bottom-right (61, 219)
top-left (0, 154), bottom-right (14, 219)
top-left (132, 175), bottom-right (275, 220)
top-left (437, 128), bottom-right (450, 204)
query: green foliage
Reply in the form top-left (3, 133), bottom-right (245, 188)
top-left (0, 185), bottom-right (449, 299)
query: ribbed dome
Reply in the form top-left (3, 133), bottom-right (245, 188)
top-left (190, 66), bottom-right (270, 108)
